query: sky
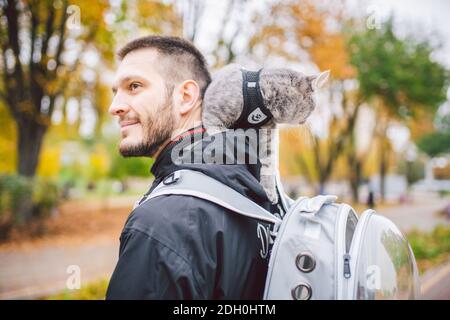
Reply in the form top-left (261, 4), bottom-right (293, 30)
top-left (370, 0), bottom-right (450, 68)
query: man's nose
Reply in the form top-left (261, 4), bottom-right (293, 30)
top-left (108, 94), bottom-right (131, 116)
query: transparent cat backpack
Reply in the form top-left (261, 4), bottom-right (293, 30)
top-left (142, 169), bottom-right (421, 300)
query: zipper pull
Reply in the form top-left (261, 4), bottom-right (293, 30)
top-left (343, 254), bottom-right (351, 279)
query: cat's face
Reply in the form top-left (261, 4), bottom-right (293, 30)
top-left (275, 70), bottom-right (330, 125)
top-left (258, 69), bottom-right (329, 126)
top-left (289, 77), bottom-right (317, 125)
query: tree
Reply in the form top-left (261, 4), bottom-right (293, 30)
top-left (0, 0), bottom-right (109, 176)
top-left (348, 18), bottom-right (449, 201)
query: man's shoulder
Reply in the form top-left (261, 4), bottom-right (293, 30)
top-left (122, 192), bottom-right (265, 251)
top-left (123, 194), bottom-right (226, 242)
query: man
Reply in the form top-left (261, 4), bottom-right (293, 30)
top-left (105, 36), bottom-right (275, 299)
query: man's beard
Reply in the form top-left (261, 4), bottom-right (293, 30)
top-left (120, 98), bottom-right (176, 158)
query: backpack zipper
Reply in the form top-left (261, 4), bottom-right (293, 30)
top-left (343, 209), bottom-right (374, 299)
top-left (343, 254), bottom-right (351, 279)
top-left (335, 204), bottom-right (353, 299)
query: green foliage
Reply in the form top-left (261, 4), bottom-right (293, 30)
top-left (32, 177), bottom-right (61, 217)
top-left (348, 18), bottom-right (449, 119)
top-left (0, 175), bottom-right (60, 226)
top-left (396, 158), bottom-right (425, 185)
top-left (417, 131), bottom-right (450, 157)
top-left (416, 109), bottom-right (450, 157)
top-left (0, 175), bottom-right (32, 224)
top-left (109, 153), bottom-right (154, 179)
top-left (407, 225), bottom-right (450, 261)
top-left (45, 278), bottom-right (109, 300)
top-left (437, 190), bottom-right (450, 197)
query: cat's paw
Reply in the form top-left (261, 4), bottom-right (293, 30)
top-left (260, 174), bottom-right (279, 204)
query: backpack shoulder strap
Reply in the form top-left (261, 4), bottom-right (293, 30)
top-left (139, 169), bottom-right (282, 226)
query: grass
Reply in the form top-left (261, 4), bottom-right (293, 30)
top-left (44, 278), bottom-right (109, 300)
top-left (407, 224), bottom-right (450, 274)
top-left (437, 190), bottom-right (450, 197)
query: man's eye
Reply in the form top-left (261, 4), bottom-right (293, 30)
top-left (129, 83), bottom-right (141, 91)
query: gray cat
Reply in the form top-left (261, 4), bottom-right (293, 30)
top-left (202, 63), bottom-right (329, 204)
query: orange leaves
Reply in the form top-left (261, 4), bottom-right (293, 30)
top-left (69, 0), bottom-right (109, 26)
top-left (279, 126), bottom-right (316, 179)
top-left (135, 0), bottom-right (182, 35)
top-left (251, 0), bottom-right (355, 79)
top-left (310, 33), bottom-right (356, 80)
top-left (407, 107), bottom-right (435, 141)
top-left (289, 1), bottom-right (327, 42)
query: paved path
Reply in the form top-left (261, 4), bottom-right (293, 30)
top-left (420, 261), bottom-right (450, 300)
top-left (376, 195), bottom-right (449, 232)
top-left (0, 238), bottom-right (119, 299)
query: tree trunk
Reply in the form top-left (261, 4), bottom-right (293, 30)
top-left (379, 138), bottom-right (388, 203)
top-left (348, 157), bottom-right (361, 204)
top-left (14, 118), bottom-right (47, 225)
top-left (318, 183), bottom-right (324, 195)
top-left (17, 118), bottom-right (47, 177)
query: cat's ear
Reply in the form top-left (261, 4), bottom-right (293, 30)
top-left (310, 70), bottom-right (330, 90)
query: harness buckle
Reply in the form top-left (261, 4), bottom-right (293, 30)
top-left (163, 171), bottom-right (181, 185)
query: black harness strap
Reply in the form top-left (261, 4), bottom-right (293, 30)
top-left (231, 68), bottom-right (274, 129)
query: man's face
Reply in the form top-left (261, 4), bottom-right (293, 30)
top-left (109, 48), bottom-right (176, 157)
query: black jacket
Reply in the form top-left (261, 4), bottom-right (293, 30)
top-left (105, 127), bottom-right (277, 299)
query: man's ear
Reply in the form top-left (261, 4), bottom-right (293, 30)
top-left (176, 80), bottom-right (201, 116)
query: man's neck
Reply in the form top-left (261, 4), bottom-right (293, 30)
top-left (152, 139), bottom-right (171, 161)
top-left (153, 103), bottom-right (203, 161)
top-left (152, 122), bottom-right (203, 161)
top-left (173, 104), bottom-right (203, 137)
top-left (150, 123), bottom-right (205, 179)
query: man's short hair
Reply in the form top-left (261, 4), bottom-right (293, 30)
top-left (118, 35), bottom-right (211, 99)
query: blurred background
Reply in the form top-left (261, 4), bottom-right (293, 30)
top-left (0, 0), bottom-right (449, 300)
